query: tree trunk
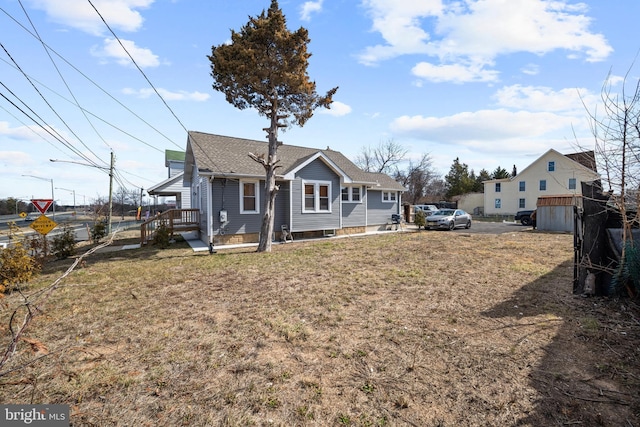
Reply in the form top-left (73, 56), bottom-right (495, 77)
top-left (256, 105), bottom-right (281, 252)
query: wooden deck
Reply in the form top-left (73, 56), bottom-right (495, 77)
top-left (140, 209), bottom-right (200, 245)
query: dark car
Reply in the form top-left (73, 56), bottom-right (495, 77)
top-left (514, 210), bottom-right (534, 226)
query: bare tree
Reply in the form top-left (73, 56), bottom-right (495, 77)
top-left (582, 68), bottom-right (640, 296)
top-left (354, 139), bottom-right (407, 174)
top-left (394, 154), bottom-right (437, 204)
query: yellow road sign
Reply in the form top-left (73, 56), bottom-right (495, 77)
top-left (29, 215), bottom-right (57, 235)
top-left (19, 212), bottom-right (27, 218)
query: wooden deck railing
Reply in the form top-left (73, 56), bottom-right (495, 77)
top-left (140, 208), bottom-right (200, 245)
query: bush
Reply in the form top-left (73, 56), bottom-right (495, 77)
top-left (611, 242), bottom-right (640, 298)
top-left (414, 210), bottom-right (426, 230)
top-left (51, 224), bottom-right (77, 259)
top-left (91, 220), bottom-right (107, 244)
top-left (0, 242), bottom-right (40, 296)
top-left (153, 223), bottom-right (171, 249)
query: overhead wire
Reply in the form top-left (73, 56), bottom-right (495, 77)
top-left (0, 5), bottom-right (180, 149)
top-left (0, 81), bottom-right (104, 169)
top-left (0, 103), bottom-right (73, 158)
top-left (16, 0), bottom-right (113, 155)
top-left (0, 57), bottom-right (164, 154)
top-left (86, 0), bottom-right (234, 181)
top-left (0, 42), bottom-right (108, 169)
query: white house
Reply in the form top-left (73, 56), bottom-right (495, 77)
top-left (147, 150), bottom-right (191, 209)
top-left (483, 149), bottom-right (600, 216)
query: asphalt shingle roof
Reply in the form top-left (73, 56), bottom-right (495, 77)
top-left (186, 131), bottom-right (405, 191)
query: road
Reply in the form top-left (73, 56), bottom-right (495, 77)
top-left (0, 213), bottom-right (140, 247)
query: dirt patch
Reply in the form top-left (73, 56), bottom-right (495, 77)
top-left (1, 231), bottom-right (638, 426)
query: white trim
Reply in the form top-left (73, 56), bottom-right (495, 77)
top-left (341, 185), bottom-right (362, 203)
top-left (302, 179), bottom-right (332, 213)
top-left (283, 152), bottom-right (353, 183)
top-left (239, 180), bottom-right (260, 214)
top-left (381, 191), bottom-right (397, 203)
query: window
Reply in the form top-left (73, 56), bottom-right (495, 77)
top-left (548, 161), bottom-right (555, 172)
top-left (569, 178), bottom-right (576, 190)
top-left (341, 186), bottom-right (362, 202)
top-left (519, 198), bottom-right (526, 209)
top-left (539, 180), bottom-right (547, 191)
top-left (382, 191), bottom-right (397, 202)
top-left (240, 181), bottom-right (259, 214)
top-left (495, 183), bottom-right (501, 192)
top-left (495, 198), bottom-right (501, 209)
top-left (352, 186), bottom-right (361, 202)
top-left (519, 181), bottom-right (525, 192)
top-left (303, 181), bottom-right (331, 213)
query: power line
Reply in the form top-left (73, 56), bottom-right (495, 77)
top-left (88, 0), bottom-right (186, 148)
top-left (0, 57), bottom-right (164, 154)
top-left (0, 42), bottom-right (107, 168)
top-left (0, 5), bottom-right (180, 149)
top-left (16, 0), bottom-right (113, 153)
top-left (86, 0), bottom-right (233, 181)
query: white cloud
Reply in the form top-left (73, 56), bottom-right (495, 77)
top-left (122, 88), bottom-right (210, 101)
top-left (0, 151), bottom-right (32, 167)
top-left (300, 0), bottom-right (323, 21)
top-left (0, 121), bottom-right (51, 142)
top-left (358, 0), bottom-right (442, 65)
top-left (91, 38), bottom-right (160, 68)
top-left (28, 0), bottom-right (153, 36)
top-left (319, 101), bottom-right (352, 117)
top-left (391, 109), bottom-right (575, 143)
top-left (358, 0), bottom-right (612, 83)
top-left (493, 85), bottom-right (596, 112)
top-left (521, 64), bottom-right (540, 76)
top-left (412, 61), bottom-right (499, 83)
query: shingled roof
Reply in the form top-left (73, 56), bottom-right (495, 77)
top-left (185, 131), bottom-right (405, 191)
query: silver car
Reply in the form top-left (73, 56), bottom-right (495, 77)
top-left (425, 209), bottom-right (472, 230)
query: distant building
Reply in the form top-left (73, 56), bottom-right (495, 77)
top-left (483, 149), bottom-right (600, 216)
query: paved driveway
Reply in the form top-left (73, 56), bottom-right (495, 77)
top-left (411, 220), bottom-right (530, 235)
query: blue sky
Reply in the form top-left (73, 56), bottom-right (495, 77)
top-left (1, 0), bottom-right (638, 206)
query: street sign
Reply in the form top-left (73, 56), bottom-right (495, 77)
top-left (31, 199), bottom-right (53, 214)
top-left (29, 215), bottom-right (57, 235)
top-left (19, 212), bottom-right (27, 218)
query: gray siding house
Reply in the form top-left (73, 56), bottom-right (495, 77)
top-left (184, 131), bottom-right (405, 246)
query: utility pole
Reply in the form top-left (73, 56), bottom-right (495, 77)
top-left (108, 151), bottom-right (114, 234)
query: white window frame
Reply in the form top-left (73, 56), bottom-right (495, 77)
top-left (495, 183), bottom-right (501, 193)
top-left (519, 181), bottom-right (525, 192)
top-left (519, 198), bottom-right (526, 209)
top-left (540, 179), bottom-right (547, 191)
top-left (382, 191), bottom-right (397, 203)
top-left (568, 178), bottom-right (577, 190)
top-left (240, 180), bottom-right (260, 214)
top-left (548, 161), bottom-right (555, 172)
top-left (302, 180), bottom-right (332, 213)
top-left (495, 198), bottom-right (501, 209)
top-left (341, 186), bottom-right (362, 203)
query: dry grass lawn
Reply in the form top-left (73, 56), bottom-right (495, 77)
top-left (1, 230), bottom-right (639, 426)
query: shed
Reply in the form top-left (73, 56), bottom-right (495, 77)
top-left (536, 195), bottom-right (581, 232)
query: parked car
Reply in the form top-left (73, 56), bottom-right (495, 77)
top-left (515, 210), bottom-right (534, 226)
top-left (414, 204), bottom-right (439, 217)
top-left (24, 212), bottom-right (39, 222)
top-left (425, 209), bottom-right (472, 230)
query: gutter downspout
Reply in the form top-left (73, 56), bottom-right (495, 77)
top-left (207, 176), bottom-right (216, 254)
